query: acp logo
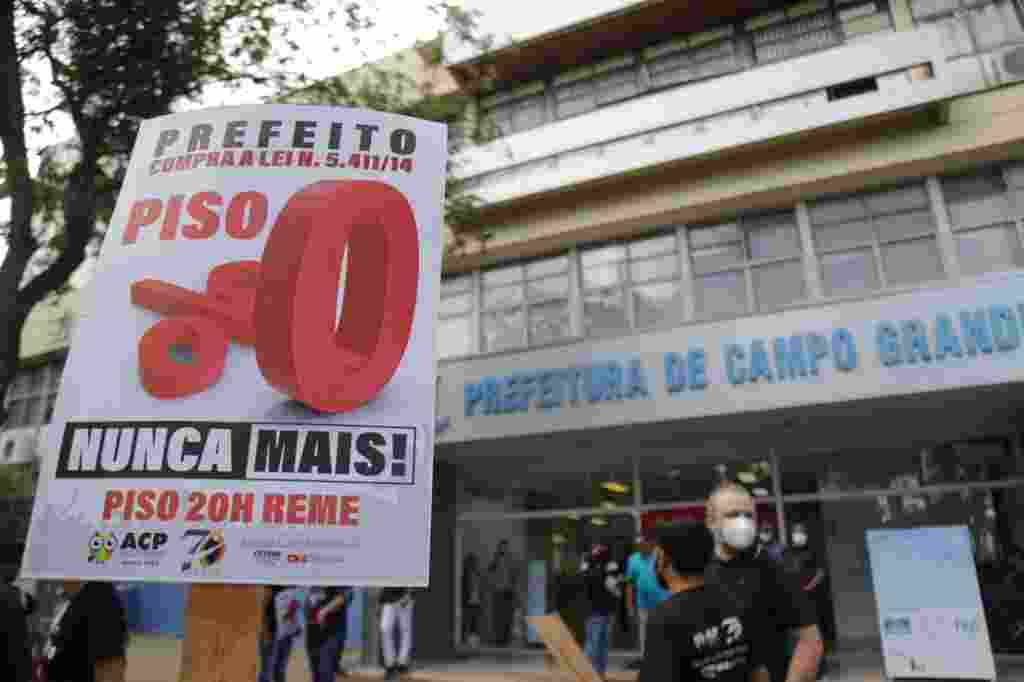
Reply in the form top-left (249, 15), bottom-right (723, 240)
top-left (88, 531), bottom-right (118, 563)
top-left (181, 529), bottom-right (226, 572)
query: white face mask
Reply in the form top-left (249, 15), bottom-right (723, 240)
top-left (721, 517), bottom-right (757, 551)
top-left (792, 533), bottom-right (808, 547)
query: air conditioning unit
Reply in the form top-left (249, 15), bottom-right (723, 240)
top-left (0, 428), bottom-right (39, 465)
top-left (988, 44), bottom-right (1024, 86)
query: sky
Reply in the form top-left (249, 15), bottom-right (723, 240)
top-left (0, 0), bottom-right (615, 228)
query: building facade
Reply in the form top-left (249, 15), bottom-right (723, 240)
top-left (5, 0), bottom-right (1024, 673)
top-left (433, 0), bottom-right (1024, 670)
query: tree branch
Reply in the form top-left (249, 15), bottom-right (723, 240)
top-left (0, 0), bottom-right (36, 255)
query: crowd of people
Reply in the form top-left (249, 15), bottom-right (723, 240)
top-left (587, 481), bottom-right (828, 682)
top-left (0, 482), bottom-right (832, 682)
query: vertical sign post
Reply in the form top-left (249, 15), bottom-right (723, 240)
top-left (19, 106), bottom-right (447, 681)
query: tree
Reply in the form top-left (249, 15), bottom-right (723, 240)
top-left (0, 0), bottom-right (484, 425)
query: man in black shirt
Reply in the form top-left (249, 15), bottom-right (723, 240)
top-left (44, 580), bottom-right (127, 682)
top-left (1, 578), bottom-right (31, 682)
top-left (640, 521), bottom-right (769, 682)
top-left (306, 586), bottom-right (353, 682)
top-left (705, 483), bottom-right (822, 682)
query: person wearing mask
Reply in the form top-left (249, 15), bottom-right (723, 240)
top-left (488, 540), bottom-right (518, 646)
top-left (44, 581), bottom-right (127, 682)
top-left (640, 520), bottom-right (770, 682)
top-left (705, 483), bottom-right (823, 682)
top-left (781, 524), bottom-right (829, 679)
top-left (260, 585), bottom-right (302, 682)
top-left (379, 587), bottom-right (415, 679)
top-left (624, 535), bottom-right (669, 669)
top-left (581, 544), bottom-right (623, 679)
top-left (306, 586), bottom-right (353, 682)
top-left (1, 574), bottom-right (31, 682)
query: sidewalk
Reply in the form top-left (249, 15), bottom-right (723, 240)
top-left (124, 635), bottom-right (1024, 682)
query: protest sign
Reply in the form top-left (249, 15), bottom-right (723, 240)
top-left (21, 105), bottom-right (446, 586)
top-left (867, 526), bottom-right (996, 680)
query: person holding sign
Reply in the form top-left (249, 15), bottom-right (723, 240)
top-left (43, 581), bottom-right (127, 682)
top-left (641, 520), bottom-right (770, 682)
top-left (705, 483), bottom-right (823, 682)
top-left (306, 586), bottom-right (353, 682)
top-left (1, 577), bottom-right (31, 682)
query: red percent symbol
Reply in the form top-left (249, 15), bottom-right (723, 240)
top-left (130, 179), bottom-right (421, 413)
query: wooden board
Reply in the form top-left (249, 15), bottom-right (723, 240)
top-left (178, 584), bottom-right (265, 682)
top-left (526, 613), bottom-right (602, 682)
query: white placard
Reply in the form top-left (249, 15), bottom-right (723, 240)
top-left (20, 105), bottom-right (447, 586)
top-left (867, 526), bottom-right (996, 680)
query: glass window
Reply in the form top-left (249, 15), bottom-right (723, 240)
top-left (528, 301), bottom-right (571, 346)
top-left (584, 290), bottom-right (628, 336)
top-left (821, 248), bottom-right (880, 296)
top-left (695, 270), bottom-right (748, 319)
top-left (811, 182), bottom-right (943, 296)
top-left (970, 1), bottom-right (1024, 50)
top-left (439, 316), bottom-right (474, 359)
top-left (957, 224), bottom-right (1024, 276)
top-left (481, 256), bottom-right (570, 351)
top-left (943, 169), bottom-right (1016, 229)
top-left (881, 238), bottom-right (945, 286)
top-left (483, 308), bottom-right (525, 352)
top-left (483, 93), bottom-right (549, 137)
top-left (747, 212), bottom-right (802, 260)
top-left (633, 281), bottom-right (682, 329)
top-left (582, 232), bottom-right (682, 336)
top-left (753, 260), bottom-right (806, 310)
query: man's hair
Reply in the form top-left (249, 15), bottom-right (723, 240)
top-left (653, 521), bottom-right (715, 577)
top-left (705, 481), bottom-right (752, 522)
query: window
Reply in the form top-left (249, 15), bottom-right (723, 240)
top-left (439, 276), bottom-right (475, 359)
top-left (481, 85), bottom-right (549, 137)
top-left (690, 211), bottom-right (805, 319)
top-left (943, 168), bottom-right (1024, 277)
top-left (910, 0), bottom-right (1024, 54)
top-left (810, 182), bottom-right (944, 297)
top-left (554, 57), bottom-right (641, 119)
top-left (748, 2), bottom-right (842, 63)
top-left (4, 360), bottom-right (63, 428)
top-left (581, 233), bottom-right (682, 336)
top-left (644, 28), bottom-right (753, 89)
top-left (481, 256), bottom-right (571, 352)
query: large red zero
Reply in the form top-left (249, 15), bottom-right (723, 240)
top-left (254, 179), bottom-right (419, 412)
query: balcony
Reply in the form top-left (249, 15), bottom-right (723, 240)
top-left (452, 26), bottom-right (961, 208)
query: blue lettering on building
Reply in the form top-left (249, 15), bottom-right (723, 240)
top-left (463, 301), bottom-right (1024, 418)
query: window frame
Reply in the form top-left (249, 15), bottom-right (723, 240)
top-left (688, 210), bottom-right (807, 320)
top-left (810, 182), bottom-right (945, 298)
top-left (480, 255), bottom-right (573, 352)
top-left (580, 231), bottom-right (685, 337)
top-left (943, 165), bottom-right (1024, 277)
top-left (4, 359), bottom-right (64, 428)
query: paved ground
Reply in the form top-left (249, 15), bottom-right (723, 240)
top-left (124, 635), bottom-right (1024, 682)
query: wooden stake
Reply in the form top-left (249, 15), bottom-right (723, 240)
top-left (178, 584), bottom-right (265, 682)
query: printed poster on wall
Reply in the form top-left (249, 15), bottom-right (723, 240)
top-left (866, 526), bottom-right (996, 680)
top-left (20, 105), bottom-right (447, 586)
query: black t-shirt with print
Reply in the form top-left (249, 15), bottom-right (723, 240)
top-left (46, 582), bottom-right (127, 682)
top-left (639, 583), bottom-right (768, 682)
top-left (707, 551), bottom-right (817, 679)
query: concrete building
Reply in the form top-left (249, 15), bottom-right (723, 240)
top-left (432, 0), bottom-right (1024, 674)
top-left (6, 0), bottom-right (1024, 676)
